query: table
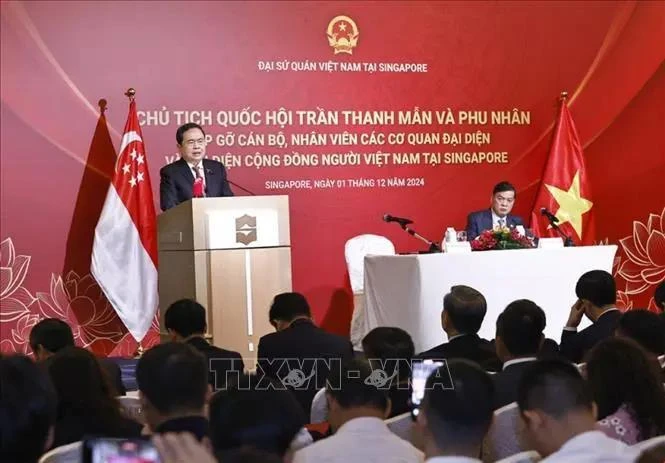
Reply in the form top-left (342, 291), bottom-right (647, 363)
top-left (362, 245), bottom-right (617, 353)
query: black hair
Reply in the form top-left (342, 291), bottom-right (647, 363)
top-left (176, 122), bottom-right (205, 145)
top-left (496, 300), bottom-right (546, 356)
top-left (268, 292), bottom-right (311, 323)
top-left (325, 358), bottom-right (389, 411)
top-left (443, 285), bottom-right (487, 334)
top-left (575, 270), bottom-right (617, 307)
top-left (164, 299), bottom-right (207, 338)
top-left (492, 181), bottom-right (516, 197)
top-left (29, 318), bottom-right (75, 354)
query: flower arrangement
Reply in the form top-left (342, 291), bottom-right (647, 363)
top-left (470, 227), bottom-right (535, 251)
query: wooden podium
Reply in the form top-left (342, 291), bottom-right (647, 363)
top-left (157, 196), bottom-right (291, 366)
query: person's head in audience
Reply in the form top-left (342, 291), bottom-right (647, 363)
top-left (586, 337), bottom-right (665, 439)
top-left (29, 318), bottom-right (75, 361)
top-left (441, 285), bottom-right (487, 338)
top-left (575, 270), bottom-right (617, 321)
top-left (416, 360), bottom-right (494, 459)
top-left (654, 281), bottom-right (665, 313)
top-left (0, 354), bottom-right (57, 463)
top-left (616, 310), bottom-right (665, 356)
top-left (136, 342), bottom-right (209, 432)
top-left (268, 292), bottom-right (312, 331)
top-left (496, 299), bottom-right (546, 363)
top-left (362, 327), bottom-right (415, 382)
top-left (325, 358), bottom-right (391, 432)
top-left (517, 359), bottom-right (597, 458)
top-left (47, 347), bottom-right (129, 428)
top-left (491, 181), bottom-right (516, 218)
top-left (164, 298), bottom-right (207, 342)
top-left (208, 374), bottom-right (306, 459)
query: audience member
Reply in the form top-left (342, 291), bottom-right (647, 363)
top-left (416, 360), bottom-right (494, 463)
top-left (654, 281), bottom-right (665, 313)
top-left (362, 326), bottom-right (415, 417)
top-left (493, 299), bottom-right (547, 409)
top-left (46, 346), bottom-right (142, 448)
top-left (164, 298), bottom-right (244, 389)
top-left (257, 292), bottom-right (353, 415)
top-left (136, 342), bottom-right (210, 440)
top-left (209, 374), bottom-right (307, 459)
top-left (0, 354), bottom-right (57, 463)
top-left (418, 285), bottom-right (501, 371)
top-left (560, 270), bottom-right (621, 363)
top-left (517, 359), bottom-right (637, 462)
top-left (586, 337), bottom-right (665, 444)
top-left (293, 358), bottom-right (423, 463)
top-left (616, 309), bottom-right (665, 357)
top-left (29, 317), bottom-right (126, 395)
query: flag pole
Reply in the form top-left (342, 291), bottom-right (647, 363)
top-left (125, 87), bottom-right (145, 359)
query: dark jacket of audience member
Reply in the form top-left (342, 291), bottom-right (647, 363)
top-left (560, 270), bottom-right (621, 363)
top-left (361, 326), bottom-right (414, 417)
top-left (586, 337), bottom-right (665, 441)
top-left (209, 374), bottom-right (307, 458)
top-left (493, 299), bottom-right (548, 409)
top-left (46, 347), bottom-right (142, 448)
top-left (136, 342), bottom-right (210, 441)
top-left (417, 285), bottom-right (501, 371)
top-left (257, 293), bottom-right (354, 416)
top-left (1, 355), bottom-right (57, 463)
top-left (164, 298), bottom-right (244, 390)
top-left (29, 318), bottom-right (126, 395)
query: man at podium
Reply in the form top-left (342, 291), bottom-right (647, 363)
top-left (160, 123), bottom-right (234, 211)
top-left (466, 181), bottom-right (524, 241)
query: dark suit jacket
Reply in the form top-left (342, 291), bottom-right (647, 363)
top-left (185, 336), bottom-right (244, 390)
top-left (560, 309), bottom-right (622, 363)
top-left (417, 334), bottom-right (502, 372)
top-left (160, 158), bottom-right (233, 211)
top-left (51, 408), bottom-right (142, 449)
top-left (466, 209), bottom-right (524, 241)
top-left (492, 359), bottom-right (537, 410)
top-left (257, 319), bottom-right (354, 416)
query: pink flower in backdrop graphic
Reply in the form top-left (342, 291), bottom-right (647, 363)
top-left (0, 238), bottom-right (38, 324)
top-left (617, 207), bottom-right (665, 295)
top-left (36, 271), bottom-right (124, 348)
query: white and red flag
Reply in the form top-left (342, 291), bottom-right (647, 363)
top-left (91, 96), bottom-right (158, 342)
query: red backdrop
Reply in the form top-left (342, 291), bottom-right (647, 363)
top-left (1, 1), bottom-right (664, 355)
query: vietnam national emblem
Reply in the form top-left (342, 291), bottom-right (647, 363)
top-left (327, 15), bottom-right (359, 55)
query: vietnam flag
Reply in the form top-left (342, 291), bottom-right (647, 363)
top-left (91, 96), bottom-right (158, 342)
top-left (530, 97), bottom-right (595, 245)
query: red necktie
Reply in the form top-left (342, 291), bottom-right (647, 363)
top-left (192, 165), bottom-right (204, 198)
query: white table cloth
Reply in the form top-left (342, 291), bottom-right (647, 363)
top-left (362, 245), bottom-right (617, 353)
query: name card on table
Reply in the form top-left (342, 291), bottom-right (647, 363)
top-left (444, 241), bottom-right (472, 253)
top-left (538, 237), bottom-right (564, 249)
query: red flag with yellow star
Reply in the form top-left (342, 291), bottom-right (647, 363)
top-left (530, 97), bottom-right (595, 245)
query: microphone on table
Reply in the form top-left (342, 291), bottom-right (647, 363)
top-left (383, 214), bottom-right (413, 226)
top-left (540, 207), bottom-right (559, 223)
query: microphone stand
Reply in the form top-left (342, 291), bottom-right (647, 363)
top-left (545, 216), bottom-right (575, 247)
top-left (399, 223), bottom-right (441, 253)
top-left (227, 179), bottom-right (256, 196)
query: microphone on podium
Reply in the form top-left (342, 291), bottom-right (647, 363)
top-left (383, 214), bottom-right (413, 226)
top-left (227, 178), bottom-right (257, 196)
top-left (540, 207), bottom-right (559, 223)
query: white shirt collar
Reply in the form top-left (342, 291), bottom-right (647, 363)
top-left (336, 416), bottom-right (388, 435)
top-left (502, 357), bottom-right (537, 370)
top-left (448, 333), bottom-right (473, 342)
top-left (598, 307), bottom-right (619, 318)
top-left (426, 457), bottom-right (482, 463)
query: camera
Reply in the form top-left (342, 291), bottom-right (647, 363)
top-left (410, 359), bottom-right (444, 420)
top-left (82, 437), bottom-right (160, 463)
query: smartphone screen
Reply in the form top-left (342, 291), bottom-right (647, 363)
top-left (83, 438), bottom-right (160, 463)
top-left (410, 359), bottom-right (444, 419)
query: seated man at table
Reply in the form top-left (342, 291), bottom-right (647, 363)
top-left (417, 285), bottom-right (501, 371)
top-left (466, 181), bottom-right (524, 241)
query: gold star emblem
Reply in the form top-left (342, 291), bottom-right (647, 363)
top-left (545, 170), bottom-right (593, 238)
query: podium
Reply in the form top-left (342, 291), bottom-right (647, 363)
top-left (157, 196), bottom-right (291, 366)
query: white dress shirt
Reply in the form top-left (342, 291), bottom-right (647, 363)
top-left (502, 357), bottom-right (537, 370)
top-left (540, 430), bottom-right (639, 463)
top-left (293, 416), bottom-right (423, 463)
top-left (492, 211), bottom-right (507, 229)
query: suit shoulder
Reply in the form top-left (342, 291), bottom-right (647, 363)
top-left (160, 159), bottom-right (182, 174)
top-left (468, 209), bottom-right (488, 220)
top-left (203, 159), bottom-right (224, 169)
